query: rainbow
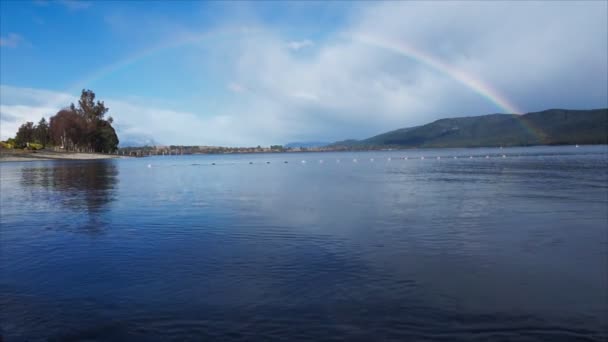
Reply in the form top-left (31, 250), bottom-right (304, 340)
top-left (350, 33), bottom-right (547, 142)
top-left (351, 33), bottom-right (522, 115)
top-left (49, 28), bottom-right (539, 141)
top-left (66, 27), bottom-right (252, 97)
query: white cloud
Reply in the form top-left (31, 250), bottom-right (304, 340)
top-left (0, 33), bottom-right (24, 48)
top-left (2, 2), bottom-right (606, 145)
top-left (0, 85), bottom-right (283, 146)
top-left (218, 1), bottom-right (607, 141)
top-left (287, 39), bottom-right (314, 51)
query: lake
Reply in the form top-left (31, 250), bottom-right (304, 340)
top-left (1, 145), bottom-right (607, 341)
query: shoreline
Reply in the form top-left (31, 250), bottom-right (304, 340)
top-left (0, 150), bottom-right (127, 162)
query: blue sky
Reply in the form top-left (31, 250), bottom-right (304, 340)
top-left (1, 1), bottom-right (607, 146)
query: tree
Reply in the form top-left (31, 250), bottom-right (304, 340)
top-left (48, 90), bottom-right (119, 153)
top-left (14, 121), bottom-right (35, 148)
top-left (35, 117), bottom-right (50, 147)
top-left (91, 120), bottom-right (119, 153)
top-left (50, 109), bottom-right (86, 150)
top-left (10, 90), bottom-right (118, 153)
top-left (71, 89), bottom-right (109, 122)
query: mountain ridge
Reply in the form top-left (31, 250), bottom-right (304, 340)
top-left (329, 108), bottom-right (608, 149)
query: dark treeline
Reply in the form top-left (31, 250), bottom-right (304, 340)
top-left (6, 90), bottom-right (119, 153)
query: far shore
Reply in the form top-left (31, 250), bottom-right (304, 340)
top-left (0, 149), bottom-right (127, 162)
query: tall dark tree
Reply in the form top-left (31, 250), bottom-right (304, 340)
top-left (35, 117), bottom-right (50, 147)
top-left (91, 120), bottom-right (119, 153)
top-left (71, 89), bottom-right (109, 122)
top-left (14, 121), bottom-right (35, 148)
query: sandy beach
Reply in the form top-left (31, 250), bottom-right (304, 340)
top-left (0, 149), bottom-right (127, 162)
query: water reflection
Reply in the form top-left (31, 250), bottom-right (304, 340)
top-left (20, 161), bottom-right (118, 213)
top-left (1, 147), bottom-right (607, 341)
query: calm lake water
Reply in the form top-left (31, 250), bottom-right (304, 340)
top-left (1, 146), bottom-right (607, 341)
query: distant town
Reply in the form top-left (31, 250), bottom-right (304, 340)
top-left (117, 144), bottom-right (350, 157)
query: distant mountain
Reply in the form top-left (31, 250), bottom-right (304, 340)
top-left (284, 141), bottom-right (330, 148)
top-left (118, 136), bottom-right (158, 148)
top-left (330, 108), bottom-right (608, 148)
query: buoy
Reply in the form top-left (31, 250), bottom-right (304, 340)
top-left (147, 164), bottom-right (152, 168)
top-left (212, 162), bottom-right (216, 165)
top-left (249, 161), bottom-right (253, 164)
top-left (370, 158), bottom-right (374, 162)
top-left (454, 156), bottom-right (457, 159)
top-left (404, 156), bottom-right (408, 160)
top-left (485, 155), bottom-right (489, 159)
top-left (353, 158), bottom-right (358, 162)
top-left (502, 155), bottom-right (506, 158)
top-left (266, 161), bottom-right (270, 164)
top-left (421, 156), bottom-right (424, 160)
top-left (336, 159), bottom-right (340, 163)
top-left (301, 160), bottom-right (306, 164)
top-left (469, 156), bottom-right (473, 159)
top-left (284, 161), bottom-right (288, 164)
top-left (437, 156), bottom-right (440, 160)
top-left (387, 157), bottom-right (391, 161)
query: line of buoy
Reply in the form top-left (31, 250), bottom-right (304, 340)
top-left (147, 153), bottom-right (524, 168)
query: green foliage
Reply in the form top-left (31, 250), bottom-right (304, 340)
top-left (0, 141), bottom-right (14, 149)
top-left (11, 118), bottom-right (51, 148)
top-left (27, 142), bottom-right (44, 150)
top-left (14, 121), bottom-right (35, 148)
top-left (71, 89), bottom-right (110, 122)
top-left (91, 121), bottom-right (119, 153)
top-left (35, 117), bottom-right (50, 147)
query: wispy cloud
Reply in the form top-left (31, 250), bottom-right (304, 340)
top-left (0, 33), bottom-right (24, 48)
top-left (227, 82), bottom-right (248, 93)
top-left (286, 39), bottom-right (314, 51)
